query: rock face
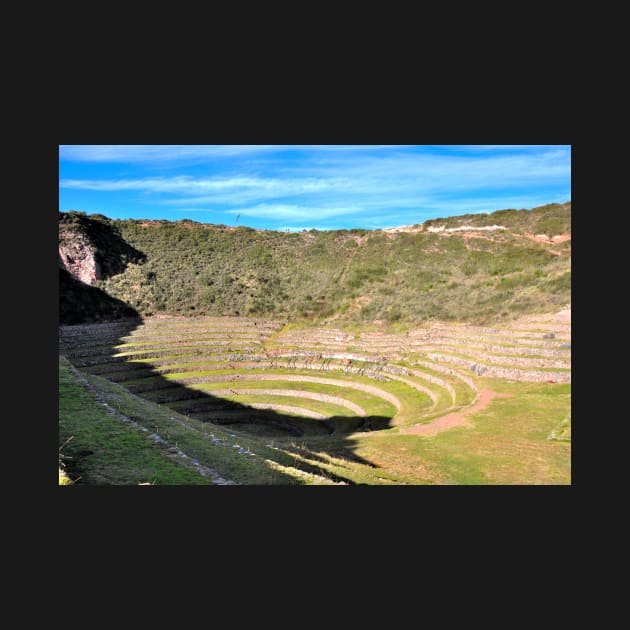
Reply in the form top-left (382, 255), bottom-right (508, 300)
top-left (59, 228), bottom-right (101, 285)
top-left (58, 212), bottom-right (146, 286)
top-left (58, 212), bottom-right (147, 324)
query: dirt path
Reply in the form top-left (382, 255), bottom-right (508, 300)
top-left (402, 389), bottom-right (508, 437)
top-left (522, 232), bottom-right (571, 244)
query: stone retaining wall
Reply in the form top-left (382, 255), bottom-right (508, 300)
top-left (426, 350), bottom-right (570, 370)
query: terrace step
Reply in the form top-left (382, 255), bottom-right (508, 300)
top-left (198, 388), bottom-right (367, 416)
top-left (425, 350), bottom-right (570, 371)
top-left (60, 313), bottom-right (571, 445)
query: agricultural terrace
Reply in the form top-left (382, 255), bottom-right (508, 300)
top-left (59, 310), bottom-right (571, 484)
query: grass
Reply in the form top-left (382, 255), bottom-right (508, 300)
top-left (58, 468), bottom-right (73, 485)
top-left (59, 310), bottom-right (571, 485)
top-left (186, 391), bottom-right (359, 418)
top-left (58, 363), bottom-right (571, 484)
top-left (149, 371), bottom-right (428, 425)
top-left (291, 379), bottom-right (571, 484)
top-left (59, 356), bottom-right (343, 485)
top-left (59, 357), bottom-right (214, 485)
top-left (548, 413), bottom-right (571, 441)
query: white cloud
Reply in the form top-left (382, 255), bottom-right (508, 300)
top-left (280, 150), bottom-right (571, 189)
top-left (60, 175), bottom-right (348, 196)
top-left (227, 204), bottom-right (366, 221)
top-left (60, 151), bottom-right (569, 206)
top-left (58, 145), bottom-right (571, 228)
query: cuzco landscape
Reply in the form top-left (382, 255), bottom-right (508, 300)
top-left (58, 145), bottom-right (571, 485)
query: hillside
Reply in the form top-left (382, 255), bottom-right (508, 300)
top-left (59, 202), bottom-right (570, 326)
top-left (59, 268), bottom-right (140, 324)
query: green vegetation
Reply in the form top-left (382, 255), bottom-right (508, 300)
top-left (548, 412), bottom-right (571, 441)
top-left (59, 313), bottom-right (570, 484)
top-left (59, 268), bottom-right (140, 324)
top-left (59, 357), bottom-right (214, 484)
top-left (424, 202), bottom-right (571, 235)
top-left (60, 201), bottom-right (570, 326)
top-left (59, 351), bottom-right (571, 484)
top-left (311, 378), bottom-right (571, 484)
top-left (59, 357), bottom-right (342, 485)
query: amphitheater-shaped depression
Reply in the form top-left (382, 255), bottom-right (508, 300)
top-left (59, 313), bottom-right (569, 439)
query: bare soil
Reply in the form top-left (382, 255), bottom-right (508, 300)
top-left (402, 389), bottom-right (508, 436)
top-left (522, 233), bottom-right (571, 244)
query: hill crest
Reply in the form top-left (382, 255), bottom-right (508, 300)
top-left (59, 202), bottom-right (571, 326)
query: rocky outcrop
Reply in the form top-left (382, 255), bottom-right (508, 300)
top-left (59, 228), bottom-right (102, 285)
top-left (59, 212), bottom-right (149, 324)
top-left (58, 212), bottom-right (146, 286)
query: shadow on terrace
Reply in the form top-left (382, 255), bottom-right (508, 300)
top-left (59, 310), bottom-right (393, 485)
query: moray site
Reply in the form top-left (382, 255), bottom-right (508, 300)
top-left (59, 201), bottom-right (571, 485)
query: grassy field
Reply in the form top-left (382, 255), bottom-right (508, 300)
top-left (350, 379), bottom-right (571, 485)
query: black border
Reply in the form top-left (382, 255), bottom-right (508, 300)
top-left (49, 98), bottom-right (574, 564)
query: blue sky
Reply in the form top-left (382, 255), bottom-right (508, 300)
top-left (59, 145), bottom-right (571, 231)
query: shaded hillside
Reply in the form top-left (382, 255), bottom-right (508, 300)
top-left (59, 268), bottom-right (140, 324)
top-left (59, 211), bottom-right (146, 324)
top-left (59, 202), bottom-right (570, 325)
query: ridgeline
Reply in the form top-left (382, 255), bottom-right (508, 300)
top-left (59, 201), bottom-right (570, 326)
